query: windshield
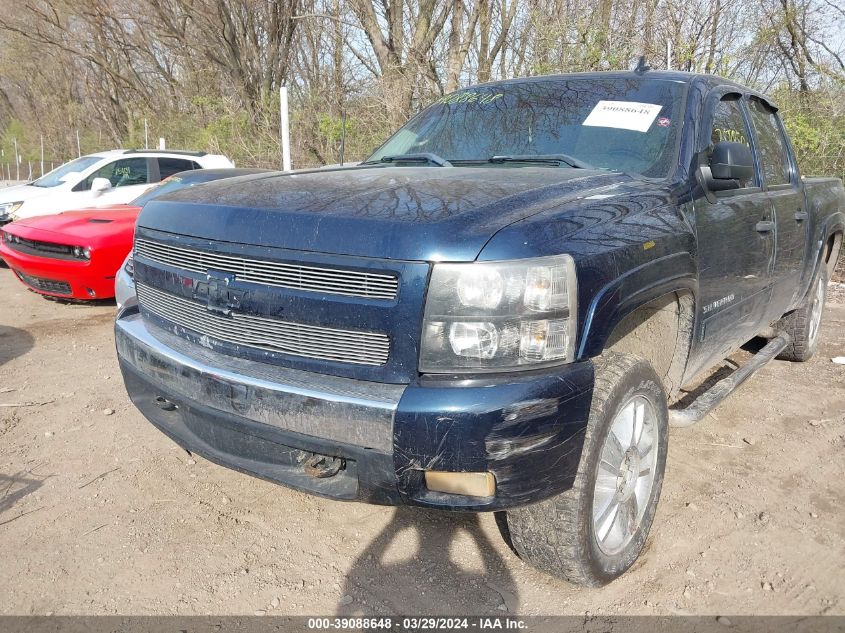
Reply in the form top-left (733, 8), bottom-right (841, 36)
top-left (367, 78), bottom-right (687, 178)
top-left (130, 175), bottom-right (195, 207)
top-left (31, 156), bottom-right (103, 188)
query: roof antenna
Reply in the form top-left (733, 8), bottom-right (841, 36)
top-left (634, 56), bottom-right (650, 74)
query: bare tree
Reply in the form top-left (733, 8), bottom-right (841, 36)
top-left (0, 0), bottom-right (842, 172)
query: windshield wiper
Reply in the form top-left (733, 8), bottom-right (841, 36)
top-left (489, 154), bottom-right (595, 169)
top-left (366, 153), bottom-right (453, 167)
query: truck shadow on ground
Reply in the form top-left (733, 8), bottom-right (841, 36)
top-left (337, 507), bottom-right (519, 616)
top-left (0, 472), bottom-right (42, 517)
top-left (0, 325), bottom-right (34, 366)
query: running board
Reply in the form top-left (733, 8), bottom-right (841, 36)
top-left (669, 332), bottom-right (791, 427)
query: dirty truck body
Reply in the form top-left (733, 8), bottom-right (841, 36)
top-left (116, 71), bottom-right (844, 585)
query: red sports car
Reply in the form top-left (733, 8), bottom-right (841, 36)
top-left (0, 168), bottom-right (268, 300)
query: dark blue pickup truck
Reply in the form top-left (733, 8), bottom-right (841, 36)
top-left (115, 70), bottom-right (844, 586)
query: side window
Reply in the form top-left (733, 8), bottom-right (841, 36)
top-left (709, 94), bottom-right (756, 187)
top-left (746, 98), bottom-right (791, 186)
top-left (83, 158), bottom-right (150, 190)
top-left (158, 157), bottom-right (200, 180)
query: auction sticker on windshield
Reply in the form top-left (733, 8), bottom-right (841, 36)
top-left (582, 100), bottom-right (663, 132)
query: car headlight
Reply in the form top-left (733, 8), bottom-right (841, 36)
top-left (420, 254), bottom-right (577, 372)
top-left (72, 246), bottom-right (91, 260)
top-left (0, 201), bottom-right (24, 220)
top-left (124, 253), bottom-right (134, 277)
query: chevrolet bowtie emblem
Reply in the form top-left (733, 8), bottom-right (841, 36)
top-left (192, 272), bottom-right (244, 316)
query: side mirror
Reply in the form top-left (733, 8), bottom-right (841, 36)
top-left (91, 177), bottom-right (113, 195)
top-left (710, 141), bottom-right (754, 181)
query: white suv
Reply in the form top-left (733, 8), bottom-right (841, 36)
top-left (0, 149), bottom-right (233, 222)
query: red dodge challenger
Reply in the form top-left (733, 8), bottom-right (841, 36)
top-left (0, 168), bottom-right (268, 300)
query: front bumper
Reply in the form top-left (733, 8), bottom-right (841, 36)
top-left (116, 310), bottom-right (595, 510)
top-left (0, 243), bottom-right (115, 299)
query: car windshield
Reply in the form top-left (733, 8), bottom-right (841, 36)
top-left (367, 78), bottom-right (687, 178)
top-left (131, 174), bottom-right (195, 207)
top-left (31, 156), bottom-right (103, 188)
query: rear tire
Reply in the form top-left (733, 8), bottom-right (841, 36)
top-left (505, 353), bottom-right (668, 586)
top-left (776, 265), bottom-right (828, 362)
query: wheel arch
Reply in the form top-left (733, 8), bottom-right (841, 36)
top-left (823, 227), bottom-right (842, 279)
top-left (577, 252), bottom-right (697, 398)
top-left (801, 213), bottom-right (845, 302)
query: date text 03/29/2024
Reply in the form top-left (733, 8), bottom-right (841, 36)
top-left (306, 617), bottom-right (528, 630)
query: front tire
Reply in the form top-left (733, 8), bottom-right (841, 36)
top-left (506, 353), bottom-right (669, 586)
top-left (776, 265), bottom-right (829, 362)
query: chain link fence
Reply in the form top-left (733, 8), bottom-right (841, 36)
top-left (1, 159), bottom-right (69, 182)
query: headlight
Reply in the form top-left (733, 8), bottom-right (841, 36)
top-left (420, 254), bottom-right (577, 372)
top-left (72, 246), bottom-right (91, 260)
top-left (124, 253), bottom-right (134, 277)
top-left (0, 201), bottom-right (24, 219)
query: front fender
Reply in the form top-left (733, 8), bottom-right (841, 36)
top-left (577, 251), bottom-right (698, 359)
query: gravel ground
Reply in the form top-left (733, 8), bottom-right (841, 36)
top-left (0, 267), bottom-right (843, 616)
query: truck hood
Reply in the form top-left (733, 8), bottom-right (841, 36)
top-left (138, 166), bottom-right (634, 261)
top-left (9, 205), bottom-right (140, 244)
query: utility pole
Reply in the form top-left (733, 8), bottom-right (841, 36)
top-left (40, 134), bottom-right (44, 177)
top-left (144, 118), bottom-right (149, 149)
top-left (13, 138), bottom-right (19, 181)
top-left (667, 39), bottom-right (673, 70)
top-left (339, 111), bottom-right (347, 166)
top-left (280, 86), bottom-right (292, 171)
top-left (76, 130), bottom-right (81, 157)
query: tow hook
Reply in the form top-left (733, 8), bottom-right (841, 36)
top-left (304, 453), bottom-right (345, 479)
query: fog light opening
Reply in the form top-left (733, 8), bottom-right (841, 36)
top-left (86, 288), bottom-right (96, 297)
top-left (424, 471), bottom-right (496, 498)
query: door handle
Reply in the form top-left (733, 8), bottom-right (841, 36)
top-left (794, 210), bottom-right (808, 221)
top-left (755, 220), bottom-right (775, 233)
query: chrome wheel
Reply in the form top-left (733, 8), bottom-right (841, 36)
top-left (808, 276), bottom-right (825, 347)
top-left (592, 395), bottom-right (659, 556)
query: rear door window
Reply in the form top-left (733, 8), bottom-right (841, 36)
top-left (746, 98), bottom-right (792, 186)
top-left (158, 158), bottom-right (201, 179)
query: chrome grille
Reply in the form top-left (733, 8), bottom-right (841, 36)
top-left (135, 238), bottom-right (398, 300)
top-left (137, 283), bottom-right (390, 366)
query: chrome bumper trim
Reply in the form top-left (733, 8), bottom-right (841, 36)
top-left (115, 313), bottom-right (404, 452)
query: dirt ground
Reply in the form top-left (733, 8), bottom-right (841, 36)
top-left (0, 267), bottom-right (843, 617)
